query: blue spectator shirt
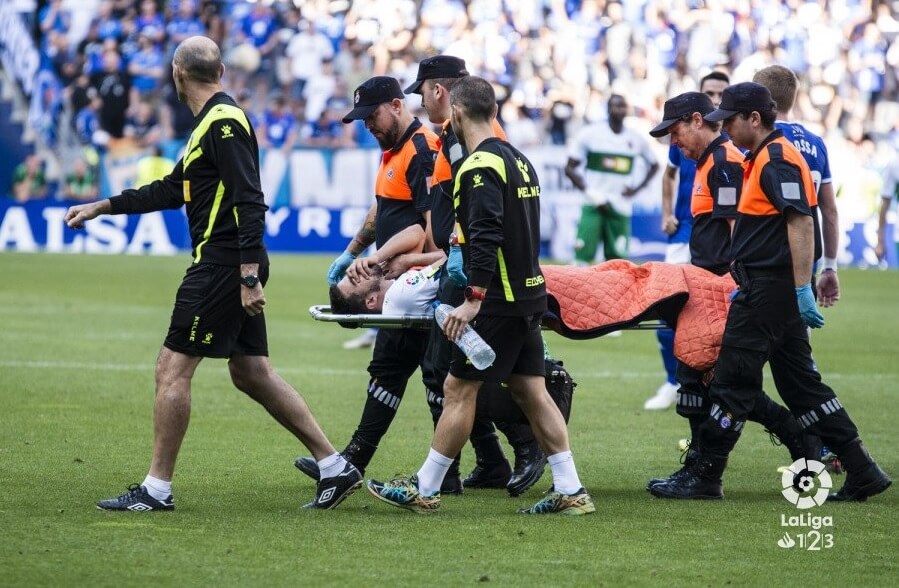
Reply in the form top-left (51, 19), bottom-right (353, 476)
top-left (75, 108), bottom-right (99, 144)
top-left (263, 110), bottom-right (296, 149)
top-left (668, 144), bottom-right (695, 244)
top-left (135, 14), bottom-right (166, 42)
top-left (94, 17), bottom-right (122, 41)
top-left (130, 47), bottom-right (164, 93)
top-left (166, 16), bottom-right (206, 44)
top-left (241, 12), bottom-right (277, 48)
top-left (306, 119), bottom-right (342, 141)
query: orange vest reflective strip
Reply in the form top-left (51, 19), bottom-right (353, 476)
top-left (739, 136), bottom-right (816, 216)
top-left (692, 140), bottom-right (744, 216)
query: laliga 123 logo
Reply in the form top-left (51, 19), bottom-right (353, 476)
top-left (781, 458), bottom-right (832, 509)
top-left (777, 458), bottom-right (836, 551)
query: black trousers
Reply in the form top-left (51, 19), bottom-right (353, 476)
top-left (352, 326), bottom-right (429, 446)
top-left (701, 273), bottom-right (858, 455)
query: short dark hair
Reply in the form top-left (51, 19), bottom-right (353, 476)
top-left (752, 65), bottom-right (797, 114)
top-left (329, 283), bottom-right (374, 315)
top-left (737, 108), bottom-right (777, 129)
top-left (426, 77), bottom-right (465, 92)
top-left (700, 71), bottom-right (730, 88)
top-left (173, 40), bottom-right (221, 84)
top-left (449, 76), bottom-right (495, 123)
top-left (758, 106), bottom-right (777, 128)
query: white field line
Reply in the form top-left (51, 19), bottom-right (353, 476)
top-left (0, 360), bottom-right (894, 381)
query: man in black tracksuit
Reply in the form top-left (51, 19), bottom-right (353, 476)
top-left (405, 55), bottom-right (552, 496)
top-left (367, 76), bottom-right (594, 515)
top-left (65, 36), bottom-right (360, 512)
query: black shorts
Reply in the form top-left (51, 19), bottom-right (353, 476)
top-left (449, 313), bottom-right (545, 383)
top-left (163, 263), bottom-right (269, 358)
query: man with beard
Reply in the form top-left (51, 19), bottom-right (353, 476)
top-left (296, 77), bottom-right (441, 483)
top-left (404, 55), bottom-right (550, 496)
top-left (366, 75), bottom-right (593, 515)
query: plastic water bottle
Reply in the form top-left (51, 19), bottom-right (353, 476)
top-left (433, 303), bottom-right (496, 370)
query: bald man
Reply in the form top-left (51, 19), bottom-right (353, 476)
top-left (65, 36), bottom-right (362, 512)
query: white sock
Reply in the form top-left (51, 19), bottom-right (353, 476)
top-left (142, 474), bottom-right (172, 500)
top-left (547, 451), bottom-right (582, 495)
top-left (318, 453), bottom-right (349, 480)
top-left (416, 448), bottom-right (454, 497)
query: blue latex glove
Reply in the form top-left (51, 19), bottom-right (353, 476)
top-left (728, 287), bottom-right (739, 301)
top-left (327, 251), bottom-right (356, 285)
top-left (795, 283), bottom-right (824, 329)
top-left (447, 245), bottom-right (468, 287)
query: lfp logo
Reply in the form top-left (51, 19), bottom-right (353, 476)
top-left (781, 458), bottom-right (832, 509)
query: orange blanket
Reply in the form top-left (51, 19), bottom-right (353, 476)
top-left (542, 260), bottom-right (735, 371)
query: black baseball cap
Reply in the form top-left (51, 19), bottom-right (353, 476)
top-left (649, 92), bottom-right (715, 137)
top-left (704, 82), bottom-right (776, 122)
top-left (342, 76), bottom-right (404, 123)
top-left (404, 55), bottom-right (469, 94)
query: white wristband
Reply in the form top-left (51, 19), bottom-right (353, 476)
top-left (821, 257), bottom-right (838, 272)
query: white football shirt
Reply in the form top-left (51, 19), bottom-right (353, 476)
top-left (568, 121), bottom-right (657, 215)
top-left (382, 264), bottom-right (441, 315)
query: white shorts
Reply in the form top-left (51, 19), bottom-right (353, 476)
top-left (665, 242), bottom-right (691, 264)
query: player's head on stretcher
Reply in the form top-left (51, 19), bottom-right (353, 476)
top-left (330, 260), bottom-right (443, 317)
top-left (329, 263), bottom-right (393, 314)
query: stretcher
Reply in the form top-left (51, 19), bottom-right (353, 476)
top-left (308, 305), bottom-right (667, 331)
top-left (310, 260), bottom-right (735, 372)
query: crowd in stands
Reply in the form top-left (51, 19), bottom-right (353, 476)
top-left (8, 0), bottom-right (899, 213)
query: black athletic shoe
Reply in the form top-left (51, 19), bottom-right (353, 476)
top-left (646, 464), bottom-right (695, 491)
top-left (649, 474), bottom-right (723, 500)
top-left (294, 454), bottom-right (367, 481)
top-left (507, 443), bottom-right (547, 497)
top-left (648, 456), bottom-right (726, 500)
top-left (303, 462), bottom-right (363, 509)
top-left (646, 447), bottom-right (699, 491)
top-left (463, 461), bottom-right (512, 489)
top-left (294, 456), bottom-right (320, 480)
top-left (829, 464), bottom-right (891, 502)
top-left (441, 474), bottom-right (464, 495)
top-left (441, 459), bottom-right (464, 495)
top-left (96, 484), bottom-right (174, 512)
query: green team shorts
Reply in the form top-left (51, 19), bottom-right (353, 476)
top-left (574, 204), bottom-right (630, 263)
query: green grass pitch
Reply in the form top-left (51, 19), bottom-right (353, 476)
top-left (0, 252), bottom-right (896, 586)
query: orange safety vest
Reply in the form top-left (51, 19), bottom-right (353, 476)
top-left (739, 135), bottom-right (817, 217)
top-left (692, 139), bottom-right (744, 217)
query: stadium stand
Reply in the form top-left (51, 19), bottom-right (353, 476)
top-left (0, 0), bottom-right (896, 266)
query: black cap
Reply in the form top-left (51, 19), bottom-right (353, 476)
top-left (404, 55), bottom-right (469, 94)
top-left (342, 76), bottom-right (404, 123)
top-left (649, 92), bottom-right (715, 137)
top-left (704, 82), bottom-right (776, 122)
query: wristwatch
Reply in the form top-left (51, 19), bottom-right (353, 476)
top-left (240, 274), bottom-right (259, 288)
top-left (464, 285), bottom-right (485, 302)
